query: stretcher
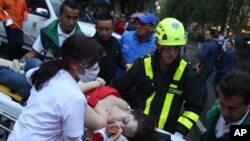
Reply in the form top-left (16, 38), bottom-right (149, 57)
top-left (0, 85), bottom-right (185, 141)
top-left (0, 91), bottom-right (23, 133)
top-left (90, 127), bottom-right (186, 141)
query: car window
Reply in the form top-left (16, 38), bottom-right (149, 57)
top-left (51, 0), bottom-right (64, 17)
top-left (79, 2), bottom-right (96, 24)
top-left (26, 0), bottom-right (49, 17)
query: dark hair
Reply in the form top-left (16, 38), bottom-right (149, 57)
top-left (227, 39), bottom-right (234, 47)
top-left (60, 0), bottom-right (80, 14)
top-left (31, 34), bottom-right (102, 91)
top-left (220, 65), bottom-right (250, 105)
top-left (96, 12), bottom-right (114, 23)
top-left (205, 29), bottom-right (214, 37)
top-left (128, 110), bottom-right (155, 141)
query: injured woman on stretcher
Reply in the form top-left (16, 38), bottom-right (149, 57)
top-left (0, 58), bottom-right (156, 141)
top-left (81, 84), bottom-right (155, 141)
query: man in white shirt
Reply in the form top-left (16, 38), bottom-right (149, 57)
top-left (21, 0), bottom-right (83, 65)
top-left (0, 0), bottom-right (82, 100)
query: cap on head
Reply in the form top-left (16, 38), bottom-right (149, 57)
top-left (154, 18), bottom-right (187, 46)
top-left (136, 13), bottom-right (157, 26)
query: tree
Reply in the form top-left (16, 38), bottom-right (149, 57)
top-left (159, 0), bottom-right (249, 35)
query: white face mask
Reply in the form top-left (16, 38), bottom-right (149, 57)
top-left (77, 63), bottom-right (100, 82)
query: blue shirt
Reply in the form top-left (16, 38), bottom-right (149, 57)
top-left (120, 31), bottom-right (156, 64)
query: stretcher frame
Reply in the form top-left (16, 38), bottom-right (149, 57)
top-left (0, 90), bottom-right (188, 141)
top-left (0, 91), bottom-right (23, 134)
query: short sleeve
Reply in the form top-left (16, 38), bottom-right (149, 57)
top-left (32, 36), bottom-right (44, 53)
top-left (62, 94), bottom-right (86, 138)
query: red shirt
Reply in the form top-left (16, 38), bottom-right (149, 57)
top-left (85, 86), bottom-right (121, 107)
top-left (114, 19), bottom-right (125, 35)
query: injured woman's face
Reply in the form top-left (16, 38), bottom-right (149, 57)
top-left (107, 106), bottom-right (138, 138)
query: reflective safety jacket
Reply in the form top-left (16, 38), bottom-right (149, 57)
top-left (112, 51), bottom-right (203, 136)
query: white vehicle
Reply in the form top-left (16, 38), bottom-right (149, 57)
top-left (0, 0), bottom-right (120, 50)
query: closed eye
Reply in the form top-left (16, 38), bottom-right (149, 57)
top-left (123, 117), bottom-right (129, 125)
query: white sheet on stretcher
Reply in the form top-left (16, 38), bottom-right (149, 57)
top-left (91, 128), bottom-right (128, 141)
top-left (0, 92), bottom-right (23, 119)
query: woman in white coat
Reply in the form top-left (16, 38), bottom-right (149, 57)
top-left (7, 34), bottom-right (102, 141)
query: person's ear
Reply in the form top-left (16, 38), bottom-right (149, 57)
top-left (69, 60), bottom-right (78, 70)
top-left (247, 103), bottom-right (250, 109)
top-left (155, 40), bottom-right (162, 50)
top-left (128, 109), bottom-right (134, 113)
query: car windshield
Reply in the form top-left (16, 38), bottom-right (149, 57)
top-left (51, 0), bottom-right (95, 24)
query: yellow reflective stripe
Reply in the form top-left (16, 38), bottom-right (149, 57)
top-left (144, 57), bottom-right (153, 79)
top-left (158, 93), bottom-right (174, 129)
top-left (177, 116), bottom-right (193, 129)
top-left (144, 92), bottom-right (155, 115)
top-left (173, 59), bottom-right (187, 81)
top-left (170, 84), bottom-right (177, 88)
top-left (143, 57), bottom-right (154, 115)
top-left (183, 111), bottom-right (199, 122)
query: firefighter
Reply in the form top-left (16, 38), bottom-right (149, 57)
top-left (111, 18), bottom-right (203, 137)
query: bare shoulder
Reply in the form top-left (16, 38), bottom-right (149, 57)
top-left (96, 95), bottom-right (129, 111)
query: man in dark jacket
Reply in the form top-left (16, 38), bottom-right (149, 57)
top-left (196, 29), bottom-right (219, 102)
top-left (112, 18), bottom-right (203, 138)
top-left (93, 12), bottom-right (127, 84)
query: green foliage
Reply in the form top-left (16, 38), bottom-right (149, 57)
top-left (159, 0), bottom-right (249, 34)
top-left (187, 31), bottom-right (200, 42)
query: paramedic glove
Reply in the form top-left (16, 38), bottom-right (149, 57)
top-left (171, 132), bottom-right (185, 141)
top-left (5, 18), bottom-right (13, 26)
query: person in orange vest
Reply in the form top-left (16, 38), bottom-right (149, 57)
top-left (0, 0), bottom-right (28, 60)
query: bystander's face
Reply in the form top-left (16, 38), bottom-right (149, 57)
top-left (158, 45), bottom-right (180, 65)
top-left (219, 91), bottom-right (250, 125)
top-left (135, 20), bottom-right (154, 39)
top-left (59, 6), bottom-right (80, 34)
top-left (225, 41), bottom-right (233, 50)
top-left (95, 19), bottom-right (113, 41)
top-left (204, 30), bottom-right (212, 41)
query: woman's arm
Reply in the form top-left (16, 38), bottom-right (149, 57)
top-left (78, 77), bottom-right (106, 93)
top-left (84, 105), bottom-right (107, 130)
